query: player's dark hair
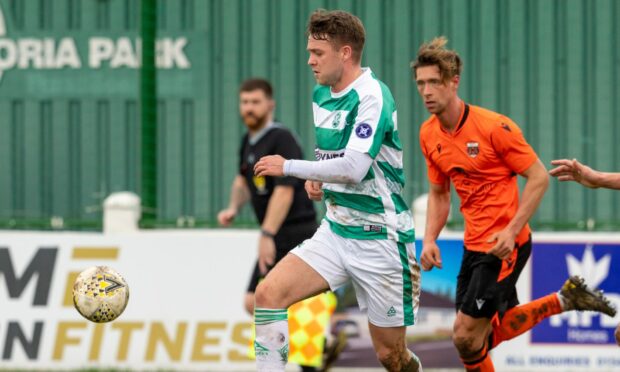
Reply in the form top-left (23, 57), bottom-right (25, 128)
top-left (306, 9), bottom-right (366, 63)
top-left (411, 36), bottom-right (462, 82)
top-left (239, 78), bottom-right (273, 98)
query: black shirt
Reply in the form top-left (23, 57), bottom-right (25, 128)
top-left (239, 123), bottom-right (316, 227)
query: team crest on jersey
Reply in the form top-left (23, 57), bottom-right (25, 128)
top-left (466, 142), bottom-right (479, 158)
top-left (355, 123), bottom-right (373, 138)
top-left (320, 109), bottom-right (348, 130)
top-left (332, 112), bottom-right (342, 128)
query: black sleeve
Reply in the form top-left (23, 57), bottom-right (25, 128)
top-left (273, 129), bottom-right (303, 187)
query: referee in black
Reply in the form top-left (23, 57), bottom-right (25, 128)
top-left (217, 76), bottom-right (318, 342)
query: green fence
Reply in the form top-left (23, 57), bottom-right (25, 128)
top-left (1, 0), bottom-right (619, 231)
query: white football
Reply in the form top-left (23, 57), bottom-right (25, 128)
top-left (73, 266), bottom-right (129, 323)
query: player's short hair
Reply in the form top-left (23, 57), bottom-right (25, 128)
top-left (306, 9), bottom-right (366, 63)
top-left (239, 78), bottom-right (273, 99)
top-left (411, 36), bottom-right (462, 82)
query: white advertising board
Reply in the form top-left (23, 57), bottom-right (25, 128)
top-left (0, 230), bottom-right (258, 371)
top-left (2, 230), bottom-right (619, 371)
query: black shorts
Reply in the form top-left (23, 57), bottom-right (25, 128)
top-left (455, 237), bottom-right (532, 319)
top-left (246, 220), bottom-right (318, 292)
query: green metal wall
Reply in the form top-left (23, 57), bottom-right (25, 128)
top-left (1, 0), bottom-right (619, 230)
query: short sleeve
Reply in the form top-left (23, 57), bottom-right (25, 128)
top-left (490, 118), bottom-right (538, 174)
top-left (419, 129), bottom-right (448, 185)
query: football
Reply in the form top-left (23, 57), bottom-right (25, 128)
top-left (73, 266), bottom-right (129, 323)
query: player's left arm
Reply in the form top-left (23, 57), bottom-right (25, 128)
top-left (254, 94), bottom-right (381, 183)
top-left (489, 159), bottom-right (549, 259)
top-left (507, 159), bottom-right (549, 235)
top-left (488, 119), bottom-right (549, 259)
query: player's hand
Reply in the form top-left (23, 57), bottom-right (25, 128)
top-left (549, 158), bottom-right (598, 188)
top-left (217, 208), bottom-right (236, 226)
top-left (258, 235), bottom-right (276, 275)
top-left (420, 242), bottom-right (442, 271)
top-left (305, 180), bottom-right (323, 201)
top-left (487, 229), bottom-right (516, 260)
top-left (254, 155), bottom-right (286, 177)
top-left (615, 324), bottom-right (620, 346)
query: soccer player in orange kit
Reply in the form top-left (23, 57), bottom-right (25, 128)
top-left (412, 37), bottom-right (616, 372)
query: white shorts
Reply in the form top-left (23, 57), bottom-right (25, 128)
top-left (291, 221), bottom-right (421, 327)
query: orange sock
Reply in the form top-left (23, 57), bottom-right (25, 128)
top-left (489, 293), bottom-right (563, 349)
top-left (461, 342), bottom-right (495, 372)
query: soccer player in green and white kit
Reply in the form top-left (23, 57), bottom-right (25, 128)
top-left (253, 9), bottom-right (422, 372)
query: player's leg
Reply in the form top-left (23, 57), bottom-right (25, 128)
top-left (254, 222), bottom-right (348, 372)
top-left (487, 280), bottom-right (615, 352)
top-left (254, 254), bottom-right (329, 371)
top-left (255, 253), bottom-right (330, 307)
top-left (487, 240), bottom-right (616, 349)
top-left (484, 239), bottom-right (560, 349)
top-left (259, 220), bottom-right (324, 308)
top-left (350, 240), bottom-right (422, 371)
top-left (453, 312), bottom-right (494, 372)
top-left (273, 221), bottom-right (322, 372)
top-left (368, 324), bottom-right (421, 371)
top-left (487, 290), bottom-right (562, 349)
top-left (453, 249), bottom-right (503, 371)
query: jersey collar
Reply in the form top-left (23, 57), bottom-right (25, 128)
top-left (248, 121), bottom-right (275, 145)
top-left (455, 103), bottom-right (470, 132)
top-left (330, 67), bottom-right (371, 98)
top-left (438, 102), bottom-right (470, 135)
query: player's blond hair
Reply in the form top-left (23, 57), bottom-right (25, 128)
top-left (411, 36), bottom-right (462, 82)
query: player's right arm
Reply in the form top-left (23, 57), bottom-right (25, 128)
top-left (261, 94), bottom-right (380, 184)
top-left (421, 180), bottom-right (450, 271)
top-left (217, 175), bottom-right (250, 226)
top-left (419, 123), bottom-right (450, 271)
top-left (305, 180), bottom-right (324, 201)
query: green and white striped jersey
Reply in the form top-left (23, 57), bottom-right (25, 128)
top-left (313, 68), bottom-right (414, 243)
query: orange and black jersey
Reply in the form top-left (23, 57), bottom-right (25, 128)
top-left (419, 103), bottom-right (539, 252)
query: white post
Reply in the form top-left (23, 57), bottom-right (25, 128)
top-left (103, 192), bottom-right (141, 233)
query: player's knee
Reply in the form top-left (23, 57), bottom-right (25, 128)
top-left (254, 281), bottom-right (272, 308)
top-left (453, 334), bottom-right (474, 355)
top-left (254, 280), bottom-right (285, 308)
top-left (452, 326), bottom-right (480, 357)
top-left (375, 345), bottom-right (400, 370)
